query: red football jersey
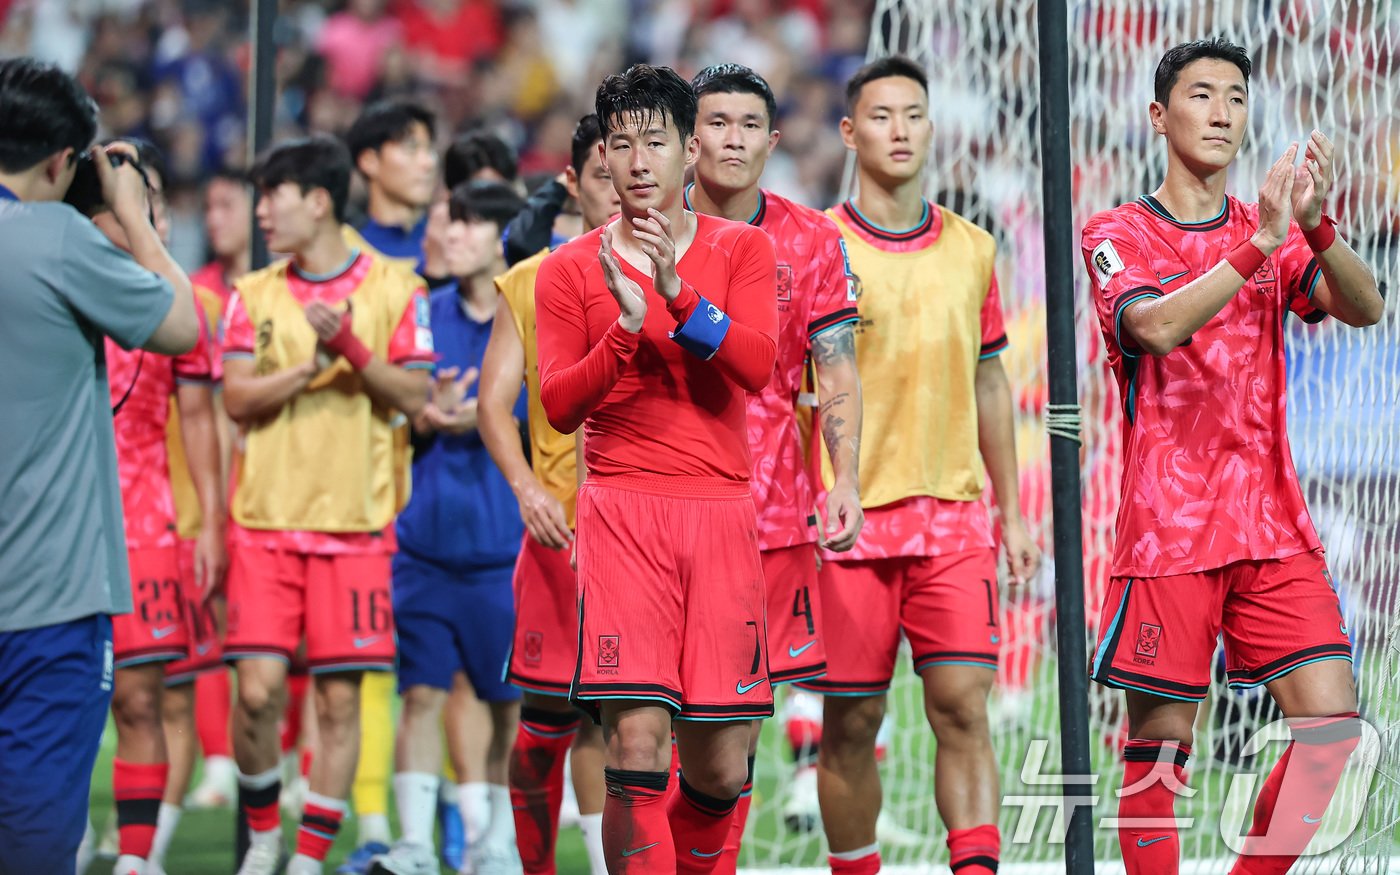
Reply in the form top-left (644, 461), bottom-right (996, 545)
top-left (107, 312), bottom-right (215, 549)
top-left (1082, 194), bottom-right (1326, 578)
top-left (223, 252), bottom-right (433, 554)
top-left (735, 190), bottom-right (859, 550)
top-left (536, 214), bottom-right (778, 486)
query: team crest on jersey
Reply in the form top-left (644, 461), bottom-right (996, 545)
top-left (775, 264), bottom-right (793, 302)
top-left (1091, 240), bottom-right (1125, 287)
top-left (1135, 623), bottom-right (1161, 659)
top-left (598, 635), bottom-right (620, 669)
top-left (523, 631), bottom-right (543, 666)
top-left (1251, 259), bottom-right (1276, 292)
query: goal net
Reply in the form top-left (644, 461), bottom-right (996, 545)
top-left (741, 1), bottom-right (1399, 871)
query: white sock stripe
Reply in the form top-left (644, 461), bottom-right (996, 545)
top-left (237, 765), bottom-right (282, 790)
top-left (831, 842), bottom-right (880, 861)
top-left (301, 791), bottom-right (348, 813)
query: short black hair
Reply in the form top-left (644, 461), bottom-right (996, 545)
top-left (845, 55), bottom-right (928, 113)
top-left (249, 134), bottom-right (352, 222)
top-left (0, 57), bottom-right (98, 173)
top-left (99, 138), bottom-right (166, 191)
top-left (570, 114), bottom-right (604, 174)
top-left (345, 98), bottom-right (436, 165)
top-left (1154, 38), bottom-right (1252, 105)
top-left (692, 64), bottom-right (779, 131)
top-left (595, 64), bottom-right (697, 143)
top-left (447, 179), bottom-right (526, 229)
top-left (207, 167), bottom-right (249, 189)
top-left (443, 131), bottom-right (518, 190)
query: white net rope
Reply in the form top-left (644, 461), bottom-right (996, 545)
top-left (742, 0), bottom-right (1399, 870)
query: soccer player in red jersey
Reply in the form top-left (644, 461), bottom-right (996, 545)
top-left (480, 114), bottom-right (618, 875)
top-left (84, 142), bottom-right (225, 875)
top-left (806, 57), bottom-right (1041, 875)
top-left (1081, 39), bottom-right (1383, 875)
top-left (534, 64), bottom-right (779, 875)
top-left (183, 167), bottom-right (252, 812)
top-left (222, 136), bottom-right (434, 875)
top-left (685, 63), bottom-right (864, 872)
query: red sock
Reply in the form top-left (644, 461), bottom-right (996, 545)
top-left (829, 848), bottom-right (881, 874)
top-left (281, 671), bottom-right (309, 755)
top-left (296, 794), bottom-right (347, 861)
top-left (1231, 713), bottom-right (1362, 875)
top-left (786, 717), bottom-right (822, 762)
top-left (195, 668), bottom-right (232, 758)
top-left (510, 707), bottom-right (582, 874)
top-left (668, 772), bottom-right (738, 874)
top-left (948, 824), bottom-right (1000, 874)
top-left (603, 768), bottom-right (675, 874)
top-left (239, 769), bottom-right (282, 833)
top-left (715, 756), bottom-right (755, 875)
top-left (113, 758), bottom-right (168, 858)
top-left (1118, 739), bottom-right (1190, 875)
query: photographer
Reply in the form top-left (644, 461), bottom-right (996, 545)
top-left (0, 57), bottom-right (197, 874)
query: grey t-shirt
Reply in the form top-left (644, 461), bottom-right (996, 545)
top-left (0, 198), bottom-right (174, 632)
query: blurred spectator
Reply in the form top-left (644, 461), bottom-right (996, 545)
top-left (316, 0), bottom-right (401, 101)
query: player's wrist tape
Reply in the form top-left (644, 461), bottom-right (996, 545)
top-left (1303, 216), bottom-right (1337, 253)
top-left (1226, 240), bottom-right (1267, 280)
top-left (668, 295), bottom-right (731, 360)
top-left (324, 310), bottom-right (373, 370)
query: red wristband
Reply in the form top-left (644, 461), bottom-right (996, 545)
top-left (1302, 217), bottom-right (1336, 253)
top-left (323, 309), bottom-right (373, 370)
top-left (1225, 240), bottom-right (1267, 280)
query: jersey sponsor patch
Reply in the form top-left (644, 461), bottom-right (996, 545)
top-left (415, 327), bottom-right (434, 352)
top-left (838, 240), bottom-right (859, 301)
top-left (414, 294), bottom-right (431, 328)
top-left (1091, 239), bottom-right (1125, 286)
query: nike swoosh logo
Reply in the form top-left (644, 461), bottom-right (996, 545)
top-left (1157, 270), bottom-right (1190, 285)
top-left (152, 626), bottom-right (178, 639)
top-left (788, 641), bottom-right (816, 658)
top-left (621, 842), bottom-right (660, 857)
top-left (1137, 836), bottom-right (1169, 847)
top-left (195, 643), bottom-right (212, 656)
top-left (1303, 814), bottom-right (1322, 824)
top-left (353, 635), bottom-right (381, 648)
top-left (990, 635), bottom-right (1001, 644)
top-left (735, 678), bottom-right (767, 695)
top-left (690, 848), bottom-right (723, 858)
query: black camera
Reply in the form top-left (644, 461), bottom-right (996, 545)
top-left (63, 149), bottom-right (149, 216)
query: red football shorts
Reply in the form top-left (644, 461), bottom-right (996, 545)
top-left (1091, 550), bottom-right (1352, 701)
top-left (507, 532), bottom-right (579, 697)
top-left (761, 544), bottom-right (825, 685)
top-left (164, 540), bottom-right (224, 685)
top-left (224, 545), bottom-right (395, 673)
top-left (799, 549), bottom-right (1001, 696)
top-left (114, 546), bottom-right (190, 668)
top-left (572, 475), bottom-right (772, 722)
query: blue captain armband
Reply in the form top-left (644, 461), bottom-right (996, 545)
top-left (668, 296), bottom-right (731, 361)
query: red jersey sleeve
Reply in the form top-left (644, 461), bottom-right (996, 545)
top-left (807, 225), bottom-right (861, 338)
top-left (536, 247), bottom-right (640, 434)
top-left (667, 224), bottom-right (777, 392)
top-left (388, 286), bottom-right (437, 367)
top-left (1082, 212), bottom-right (1162, 355)
top-left (173, 304), bottom-right (216, 382)
top-left (223, 292), bottom-right (255, 359)
top-left (979, 272), bottom-right (1010, 359)
top-left (1275, 221), bottom-right (1328, 324)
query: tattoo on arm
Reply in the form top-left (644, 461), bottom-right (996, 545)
top-left (821, 411), bottom-right (847, 457)
top-left (811, 324), bottom-right (855, 366)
